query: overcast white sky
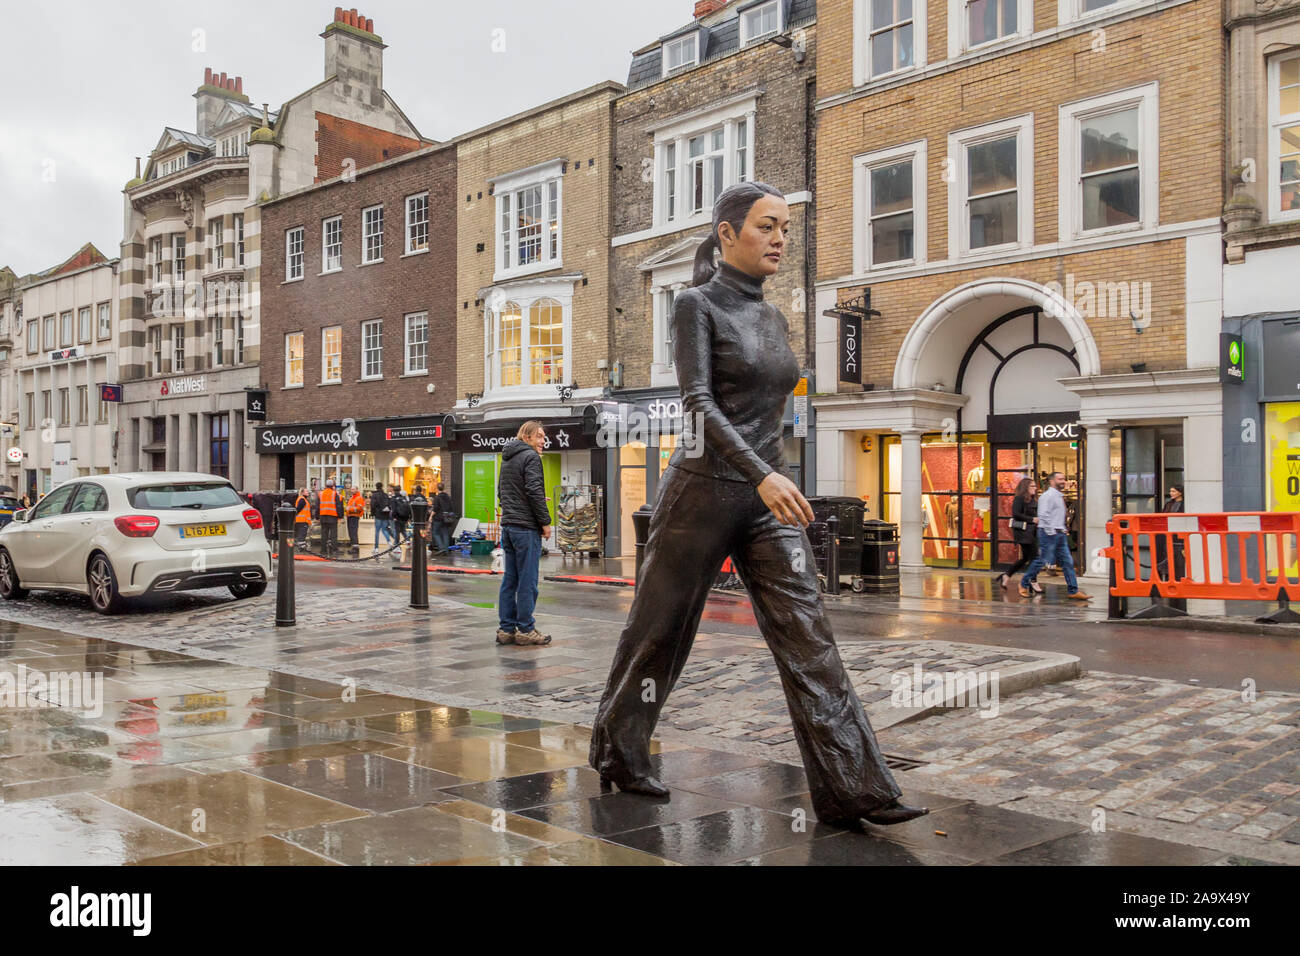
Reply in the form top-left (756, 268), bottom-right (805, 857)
top-left (0, 0), bottom-right (689, 275)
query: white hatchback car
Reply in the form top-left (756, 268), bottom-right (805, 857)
top-left (0, 472), bottom-right (271, 614)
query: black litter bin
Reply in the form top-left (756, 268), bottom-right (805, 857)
top-left (859, 519), bottom-right (900, 593)
top-left (807, 496), bottom-right (868, 590)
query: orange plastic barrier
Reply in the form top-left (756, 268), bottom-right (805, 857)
top-left (1104, 511), bottom-right (1300, 602)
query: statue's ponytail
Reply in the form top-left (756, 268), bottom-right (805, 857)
top-left (690, 181), bottom-right (786, 287)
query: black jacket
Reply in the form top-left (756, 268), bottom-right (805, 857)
top-left (498, 439), bottom-right (551, 530)
top-left (670, 259), bottom-right (801, 485)
top-left (433, 491), bottom-right (455, 525)
top-left (1011, 495), bottom-right (1038, 545)
top-left (370, 489), bottom-right (390, 519)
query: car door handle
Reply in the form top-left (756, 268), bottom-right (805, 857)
top-left (79, 518), bottom-right (93, 525)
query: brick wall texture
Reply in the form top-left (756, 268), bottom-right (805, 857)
top-left (314, 112), bottom-right (426, 183)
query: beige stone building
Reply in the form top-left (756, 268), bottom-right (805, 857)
top-left (1220, 0), bottom-right (1300, 518)
top-left (811, 0), bottom-right (1225, 582)
top-left (448, 82), bottom-right (623, 540)
top-left (117, 9), bottom-right (425, 490)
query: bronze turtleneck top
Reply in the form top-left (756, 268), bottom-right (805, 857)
top-left (667, 259), bottom-right (801, 486)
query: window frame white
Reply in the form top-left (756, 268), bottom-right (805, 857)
top-left (949, 0), bottom-right (1031, 57)
top-left (149, 325), bottom-right (163, 375)
top-left (853, 139), bottom-right (928, 273)
top-left (482, 281), bottom-right (575, 399)
top-left (739, 0), bottom-right (783, 46)
top-left (650, 261), bottom-right (693, 388)
top-left (405, 192), bottom-right (429, 255)
top-left (361, 319), bottom-right (383, 380)
top-left (492, 159), bottom-right (565, 281)
top-left (26, 318), bottom-right (37, 354)
top-left (404, 312), bottom-right (429, 376)
top-left (173, 234), bottom-right (186, 286)
top-left (651, 96), bottom-right (759, 229)
top-left (285, 226), bottom-right (305, 281)
top-left (1058, 0), bottom-right (1144, 26)
top-left (209, 217), bottom-right (224, 270)
top-left (662, 33), bottom-right (699, 76)
top-left (234, 213), bottom-right (245, 267)
top-left (76, 385), bottom-right (88, 426)
top-left (210, 316), bottom-right (225, 368)
top-left (60, 311), bottom-right (73, 347)
top-left (947, 113), bottom-right (1034, 259)
top-left (321, 325), bottom-right (342, 384)
top-left (1269, 53), bottom-right (1300, 224)
top-left (97, 302), bottom-right (111, 341)
top-left (855, 0), bottom-right (926, 87)
top-left (77, 306), bottom-right (91, 344)
top-left (362, 204), bottom-right (384, 264)
top-left (1058, 83), bottom-right (1158, 241)
top-left (171, 323), bottom-right (185, 372)
top-left (322, 215), bottom-right (343, 273)
top-left (284, 331), bottom-right (304, 388)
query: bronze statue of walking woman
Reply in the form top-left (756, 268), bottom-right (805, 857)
top-left (588, 182), bottom-right (927, 828)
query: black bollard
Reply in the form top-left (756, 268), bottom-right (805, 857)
top-left (826, 513), bottom-right (841, 596)
top-left (409, 494), bottom-right (429, 610)
top-left (631, 504), bottom-right (654, 586)
top-left (275, 502), bottom-right (296, 626)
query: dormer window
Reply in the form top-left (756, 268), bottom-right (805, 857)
top-left (740, 0), bottom-right (782, 45)
top-left (663, 34), bottom-right (699, 76)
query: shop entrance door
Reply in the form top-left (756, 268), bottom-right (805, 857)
top-left (992, 440), bottom-right (1083, 570)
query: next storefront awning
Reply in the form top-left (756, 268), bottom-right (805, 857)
top-left (255, 414), bottom-right (454, 454)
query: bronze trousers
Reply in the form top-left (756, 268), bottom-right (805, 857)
top-left (589, 464), bottom-right (902, 822)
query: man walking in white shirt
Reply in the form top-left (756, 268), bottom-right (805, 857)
top-left (1019, 471), bottom-right (1090, 600)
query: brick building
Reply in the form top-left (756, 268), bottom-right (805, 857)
top-left (810, 0), bottom-right (1226, 581)
top-left (600, 0), bottom-right (819, 555)
top-left (449, 82), bottom-right (623, 548)
top-left (117, 9), bottom-right (426, 491)
top-left (254, 141), bottom-right (457, 495)
top-left (1220, 0), bottom-right (1300, 519)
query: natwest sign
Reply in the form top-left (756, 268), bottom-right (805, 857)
top-left (160, 376), bottom-right (206, 397)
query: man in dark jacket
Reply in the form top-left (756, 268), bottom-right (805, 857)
top-left (496, 421), bottom-right (552, 646)
top-left (431, 482), bottom-right (455, 553)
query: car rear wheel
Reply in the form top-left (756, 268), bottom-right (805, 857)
top-left (0, 548), bottom-right (28, 601)
top-left (87, 553), bottom-right (125, 615)
top-left (229, 581), bottom-right (267, 599)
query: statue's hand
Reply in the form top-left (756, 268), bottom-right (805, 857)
top-left (757, 472), bottom-right (815, 527)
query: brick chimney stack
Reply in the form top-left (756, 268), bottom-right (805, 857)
top-left (694, 0), bottom-right (730, 17)
top-left (195, 68), bottom-right (250, 137)
top-left (322, 8), bottom-right (386, 109)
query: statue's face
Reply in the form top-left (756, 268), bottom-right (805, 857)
top-left (719, 195), bottom-right (790, 279)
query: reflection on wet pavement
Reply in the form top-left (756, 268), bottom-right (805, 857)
top-left (0, 623), bottom-right (1235, 865)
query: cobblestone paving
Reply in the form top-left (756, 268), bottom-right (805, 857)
top-left (4, 586), bottom-right (1298, 862)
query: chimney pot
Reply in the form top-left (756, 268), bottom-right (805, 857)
top-left (365, 17), bottom-right (373, 32)
top-left (235, 76), bottom-right (243, 93)
top-left (204, 67), bottom-right (213, 85)
top-left (350, 8), bottom-right (358, 26)
top-left (218, 71), bottom-right (226, 88)
top-left (335, 5), bottom-right (343, 21)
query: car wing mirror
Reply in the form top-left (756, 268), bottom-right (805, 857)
top-left (12, 510), bottom-right (26, 523)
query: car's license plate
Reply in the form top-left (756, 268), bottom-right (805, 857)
top-left (181, 524), bottom-right (226, 538)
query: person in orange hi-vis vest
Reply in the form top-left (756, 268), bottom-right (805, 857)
top-left (318, 477), bottom-right (342, 556)
top-left (345, 485), bottom-right (365, 551)
top-left (294, 488), bottom-right (311, 547)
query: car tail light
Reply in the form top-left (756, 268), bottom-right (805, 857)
top-left (242, 508), bottom-right (263, 529)
top-left (114, 515), bottom-right (160, 538)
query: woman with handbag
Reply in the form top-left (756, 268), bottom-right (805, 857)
top-left (999, 478), bottom-right (1041, 592)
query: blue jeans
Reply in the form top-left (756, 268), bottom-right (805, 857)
top-left (498, 525), bottom-right (542, 633)
top-left (374, 518), bottom-right (395, 545)
top-left (432, 522), bottom-right (451, 552)
top-left (1021, 529), bottom-right (1078, 593)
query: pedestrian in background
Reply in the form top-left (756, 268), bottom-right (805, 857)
top-left (432, 482), bottom-right (455, 553)
top-left (495, 420), bottom-right (553, 646)
top-left (345, 484), bottom-right (365, 551)
top-left (308, 478), bottom-right (320, 521)
top-left (390, 484), bottom-right (411, 549)
top-left (318, 477), bottom-right (342, 555)
top-left (1157, 484), bottom-right (1187, 611)
top-left (371, 482), bottom-right (393, 555)
top-left (411, 483), bottom-right (429, 545)
top-left (1019, 471), bottom-right (1090, 601)
top-left (999, 478), bottom-right (1041, 593)
top-left (294, 487), bottom-right (311, 546)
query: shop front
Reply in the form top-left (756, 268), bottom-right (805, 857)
top-left (445, 417), bottom-right (604, 548)
top-left (121, 367), bottom-right (260, 490)
top-left (254, 414), bottom-right (451, 496)
top-left (814, 278), bottom-right (1217, 578)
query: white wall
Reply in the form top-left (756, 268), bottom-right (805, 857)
top-left (1224, 244), bottom-right (1300, 316)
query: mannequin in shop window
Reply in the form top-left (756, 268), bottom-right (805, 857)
top-left (588, 182), bottom-right (927, 827)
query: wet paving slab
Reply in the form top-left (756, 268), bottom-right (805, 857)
top-left (0, 620), bottom-right (1254, 865)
